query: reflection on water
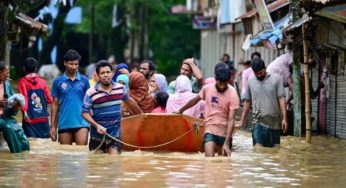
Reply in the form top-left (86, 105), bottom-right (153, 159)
top-left (1, 131), bottom-right (346, 187)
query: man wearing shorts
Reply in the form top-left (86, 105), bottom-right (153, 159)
top-left (50, 49), bottom-right (90, 145)
top-left (236, 58), bottom-right (288, 147)
top-left (177, 63), bottom-right (239, 157)
top-left (82, 60), bottom-right (142, 154)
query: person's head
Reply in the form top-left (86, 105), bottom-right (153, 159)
top-left (154, 91), bottom-right (169, 109)
top-left (221, 53), bottom-right (230, 63)
top-left (243, 60), bottom-right (251, 68)
top-left (251, 58), bottom-right (267, 81)
top-left (139, 60), bottom-right (155, 80)
top-left (251, 51), bottom-right (261, 60)
top-left (24, 57), bottom-right (39, 74)
top-left (96, 60), bottom-right (113, 87)
top-left (180, 59), bottom-right (196, 78)
top-left (116, 74), bottom-right (129, 89)
top-left (0, 63), bottom-right (9, 82)
top-left (149, 73), bottom-right (168, 93)
top-left (63, 49), bottom-right (81, 75)
top-left (214, 63), bottom-right (231, 93)
top-left (175, 75), bottom-right (192, 93)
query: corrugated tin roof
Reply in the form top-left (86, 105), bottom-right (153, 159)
top-left (237, 0), bottom-right (289, 20)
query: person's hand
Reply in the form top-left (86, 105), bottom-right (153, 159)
top-left (96, 125), bottom-right (107, 135)
top-left (23, 114), bottom-right (33, 124)
top-left (183, 58), bottom-right (195, 66)
top-left (222, 143), bottom-right (231, 157)
top-left (235, 120), bottom-right (243, 129)
top-left (50, 127), bottom-right (57, 142)
top-left (11, 100), bottom-right (21, 108)
top-left (0, 99), bottom-right (8, 108)
top-left (173, 109), bottom-right (183, 114)
top-left (282, 119), bottom-right (288, 133)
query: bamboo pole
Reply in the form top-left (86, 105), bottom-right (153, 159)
top-left (302, 23), bottom-right (311, 143)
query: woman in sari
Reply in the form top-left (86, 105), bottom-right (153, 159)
top-left (166, 75), bottom-right (204, 118)
top-left (149, 73), bottom-right (168, 97)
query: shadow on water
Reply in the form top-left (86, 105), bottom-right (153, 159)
top-left (1, 131), bottom-right (346, 187)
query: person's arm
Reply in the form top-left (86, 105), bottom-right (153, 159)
top-left (43, 81), bottom-right (53, 104)
top-left (82, 112), bottom-right (107, 135)
top-left (17, 79), bottom-right (29, 112)
top-left (123, 98), bottom-right (143, 115)
top-left (177, 95), bottom-right (201, 114)
top-left (223, 109), bottom-right (236, 156)
top-left (236, 100), bottom-right (251, 128)
top-left (279, 96), bottom-right (288, 133)
top-left (50, 98), bottom-right (59, 141)
top-left (184, 58), bottom-right (203, 86)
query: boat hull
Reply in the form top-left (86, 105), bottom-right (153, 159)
top-left (121, 114), bottom-right (205, 152)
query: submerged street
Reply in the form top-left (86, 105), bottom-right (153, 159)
top-left (1, 131), bottom-right (345, 187)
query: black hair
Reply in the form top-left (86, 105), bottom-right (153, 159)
top-left (214, 63), bottom-right (231, 82)
top-left (251, 51), bottom-right (261, 60)
top-left (251, 58), bottom-right (266, 72)
top-left (244, 60), bottom-right (251, 65)
top-left (154, 91), bottom-right (169, 108)
top-left (63, 49), bottom-right (81, 62)
top-left (223, 53), bottom-right (230, 59)
top-left (0, 62), bottom-right (6, 72)
top-left (141, 60), bottom-right (155, 72)
top-left (24, 57), bottom-right (39, 73)
top-left (96, 60), bottom-right (113, 74)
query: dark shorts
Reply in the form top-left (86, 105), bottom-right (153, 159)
top-left (89, 136), bottom-right (122, 153)
top-left (204, 133), bottom-right (226, 145)
top-left (58, 127), bottom-right (89, 134)
top-left (22, 121), bottom-right (50, 138)
top-left (252, 123), bottom-right (280, 147)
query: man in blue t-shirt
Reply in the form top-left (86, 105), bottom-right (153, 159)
top-left (50, 49), bottom-right (90, 145)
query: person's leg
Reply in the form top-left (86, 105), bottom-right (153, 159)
top-left (108, 146), bottom-right (121, 155)
top-left (59, 132), bottom-right (74, 145)
top-left (74, 128), bottom-right (89, 145)
top-left (252, 124), bottom-right (266, 147)
top-left (271, 129), bottom-right (281, 148)
top-left (204, 141), bottom-right (217, 157)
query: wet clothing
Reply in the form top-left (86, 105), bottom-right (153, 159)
top-left (129, 71), bottom-right (154, 113)
top-left (51, 72), bottom-right (90, 130)
top-left (0, 80), bottom-right (30, 153)
top-left (252, 123), bottom-right (280, 147)
top-left (244, 74), bottom-right (285, 130)
top-left (204, 133), bottom-right (225, 145)
top-left (166, 75), bottom-right (204, 118)
top-left (82, 81), bottom-right (128, 152)
top-left (18, 73), bottom-right (53, 138)
top-left (58, 127), bottom-right (89, 134)
top-left (89, 136), bottom-right (122, 153)
top-left (200, 83), bottom-right (239, 137)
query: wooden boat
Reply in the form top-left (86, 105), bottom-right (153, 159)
top-left (121, 113), bottom-right (205, 152)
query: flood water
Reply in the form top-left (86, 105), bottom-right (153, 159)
top-left (1, 131), bottom-right (346, 188)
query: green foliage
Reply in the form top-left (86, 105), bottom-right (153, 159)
top-left (73, 0), bottom-right (200, 77)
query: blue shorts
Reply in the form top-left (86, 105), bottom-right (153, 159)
top-left (204, 133), bottom-right (226, 145)
top-left (252, 123), bottom-right (280, 147)
top-left (22, 121), bottom-right (50, 138)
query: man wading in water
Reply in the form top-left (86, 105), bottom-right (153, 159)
top-left (177, 63), bottom-right (239, 157)
top-left (236, 58), bottom-right (288, 147)
top-left (50, 49), bottom-right (90, 145)
top-left (82, 60), bottom-right (142, 154)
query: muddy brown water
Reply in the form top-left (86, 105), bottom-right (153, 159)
top-left (1, 131), bottom-right (346, 188)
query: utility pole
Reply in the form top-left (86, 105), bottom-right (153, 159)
top-left (0, 1), bottom-right (8, 62)
top-left (291, 0), bottom-right (302, 136)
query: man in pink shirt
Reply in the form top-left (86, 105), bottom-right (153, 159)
top-left (177, 63), bottom-right (239, 157)
top-left (241, 60), bottom-right (255, 100)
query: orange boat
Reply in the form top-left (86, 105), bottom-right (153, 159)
top-left (121, 113), bottom-right (205, 152)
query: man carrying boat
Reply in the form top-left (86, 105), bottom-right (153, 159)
top-left (177, 63), bottom-right (239, 157)
top-left (82, 60), bottom-right (142, 155)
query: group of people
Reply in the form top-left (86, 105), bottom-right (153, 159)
top-left (0, 48), bottom-right (292, 157)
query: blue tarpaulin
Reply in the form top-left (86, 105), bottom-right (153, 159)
top-left (250, 14), bottom-right (292, 46)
